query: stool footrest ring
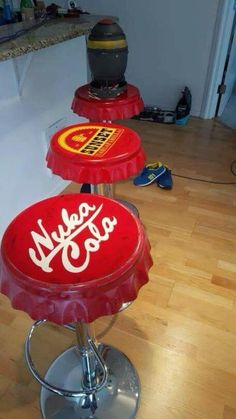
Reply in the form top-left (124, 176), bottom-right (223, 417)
top-left (25, 320), bottom-right (108, 398)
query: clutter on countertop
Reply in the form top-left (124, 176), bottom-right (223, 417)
top-left (0, 0), bottom-right (89, 27)
top-left (0, 13), bottom-right (115, 61)
top-left (47, 2), bottom-right (89, 18)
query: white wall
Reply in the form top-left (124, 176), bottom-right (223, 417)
top-left (0, 36), bottom-right (87, 237)
top-left (79, 0), bottom-right (220, 115)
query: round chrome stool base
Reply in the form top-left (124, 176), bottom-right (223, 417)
top-left (40, 343), bottom-right (140, 419)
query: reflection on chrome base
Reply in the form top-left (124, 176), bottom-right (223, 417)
top-left (40, 344), bottom-right (140, 419)
top-left (25, 321), bottom-right (140, 419)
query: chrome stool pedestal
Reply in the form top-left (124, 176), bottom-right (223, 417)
top-left (25, 321), bottom-right (140, 419)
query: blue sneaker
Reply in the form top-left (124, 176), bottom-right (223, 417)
top-left (133, 162), bottom-right (166, 186)
top-left (156, 167), bottom-right (173, 189)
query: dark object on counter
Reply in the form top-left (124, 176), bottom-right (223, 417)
top-left (87, 19), bottom-right (128, 98)
top-left (0, 12), bottom-right (5, 26)
top-left (15, 11), bottom-right (23, 21)
top-left (46, 3), bottom-right (59, 16)
top-left (175, 86), bottom-right (192, 125)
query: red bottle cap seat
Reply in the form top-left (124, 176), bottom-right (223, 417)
top-left (0, 194), bottom-right (152, 324)
top-left (46, 122), bottom-right (146, 184)
top-left (71, 84), bottom-right (144, 121)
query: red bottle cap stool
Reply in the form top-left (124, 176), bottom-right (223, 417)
top-left (0, 193), bottom-right (152, 323)
top-left (46, 122), bottom-right (146, 197)
top-left (47, 122), bottom-right (145, 185)
top-left (0, 194), bottom-right (152, 418)
top-left (72, 83), bottom-right (144, 121)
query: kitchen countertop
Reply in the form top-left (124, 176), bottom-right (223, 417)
top-left (0, 14), bottom-right (111, 62)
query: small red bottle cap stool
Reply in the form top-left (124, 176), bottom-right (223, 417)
top-left (0, 194), bottom-right (152, 325)
top-left (71, 83), bottom-right (144, 121)
top-left (46, 122), bottom-right (146, 184)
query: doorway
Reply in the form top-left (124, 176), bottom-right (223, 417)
top-left (201, 0), bottom-right (236, 120)
top-left (217, 12), bottom-right (236, 128)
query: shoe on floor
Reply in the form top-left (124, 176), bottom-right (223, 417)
top-left (133, 162), bottom-right (166, 186)
top-left (156, 167), bottom-right (173, 189)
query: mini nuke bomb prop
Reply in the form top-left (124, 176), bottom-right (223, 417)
top-left (87, 19), bottom-right (128, 98)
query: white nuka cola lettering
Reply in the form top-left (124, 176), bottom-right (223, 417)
top-left (28, 203), bottom-right (117, 273)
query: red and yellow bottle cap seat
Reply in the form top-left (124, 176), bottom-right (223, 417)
top-left (46, 122), bottom-right (146, 184)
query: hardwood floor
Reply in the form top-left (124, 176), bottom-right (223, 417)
top-left (1, 117), bottom-right (236, 419)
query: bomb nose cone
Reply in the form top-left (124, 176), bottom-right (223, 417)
top-left (87, 19), bottom-right (128, 98)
